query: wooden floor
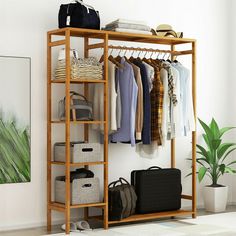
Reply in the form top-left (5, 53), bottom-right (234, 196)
top-left (1, 206), bottom-right (236, 236)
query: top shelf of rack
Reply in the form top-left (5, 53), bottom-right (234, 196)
top-left (48, 28), bottom-right (195, 45)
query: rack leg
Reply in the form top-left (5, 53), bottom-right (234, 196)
top-left (47, 208), bottom-right (51, 232)
top-left (103, 34), bottom-right (109, 230)
top-left (192, 41), bottom-right (197, 218)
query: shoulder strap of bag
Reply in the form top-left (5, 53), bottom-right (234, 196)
top-left (70, 91), bottom-right (88, 102)
top-left (108, 180), bottom-right (120, 188)
top-left (70, 95), bottom-right (76, 121)
top-left (69, 91), bottom-right (87, 122)
top-left (73, 0), bottom-right (95, 11)
top-left (119, 177), bottom-right (130, 185)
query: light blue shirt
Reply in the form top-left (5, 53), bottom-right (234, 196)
top-left (172, 62), bottom-right (195, 136)
top-left (111, 58), bottom-right (138, 146)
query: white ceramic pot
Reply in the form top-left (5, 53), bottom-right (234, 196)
top-left (203, 185), bottom-right (228, 212)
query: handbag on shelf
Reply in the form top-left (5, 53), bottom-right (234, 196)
top-left (131, 166), bottom-right (182, 214)
top-left (58, 91), bottom-right (93, 121)
top-left (108, 178), bottom-right (137, 221)
top-left (58, 0), bottom-right (100, 29)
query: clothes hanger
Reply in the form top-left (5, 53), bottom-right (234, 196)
top-left (106, 48), bottom-right (123, 68)
top-left (124, 49), bottom-right (132, 64)
top-left (115, 48), bottom-right (122, 63)
top-left (173, 55), bottom-right (179, 63)
top-left (137, 48), bottom-right (143, 61)
top-left (129, 50), bottom-right (135, 62)
top-left (166, 53), bottom-right (172, 63)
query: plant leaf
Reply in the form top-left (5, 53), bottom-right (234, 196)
top-left (198, 118), bottom-right (214, 142)
top-left (221, 147), bottom-right (236, 163)
top-left (196, 145), bottom-right (210, 162)
top-left (219, 164), bottom-right (226, 175)
top-left (198, 166), bottom-right (207, 182)
top-left (226, 160), bottom-right (236, 166)
top-left (217, 143), bottom-right (236, 160)
top-left (210, 118), bottom-right (220, 139)
top-left (225, 167), bottom-right (236, 174)
top-left (203, 134), bottom-right (213, 151)
top-left (219, 127), bottom-right (236, 138)
top-left (212, 139), bottom-right (221, 150)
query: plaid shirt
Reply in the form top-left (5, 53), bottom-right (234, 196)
top-left (151, 68), bottom-right (164, 145)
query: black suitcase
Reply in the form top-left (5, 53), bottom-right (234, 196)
top-left (131, 166), bottom-right (182, 214)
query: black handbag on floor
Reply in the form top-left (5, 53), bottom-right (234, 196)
top-left (58, 0), bottom-right (100, 29)
top-left (131, 166), bottom-right (182, 214)
top-left (108, 178), bottom-right (137, 221)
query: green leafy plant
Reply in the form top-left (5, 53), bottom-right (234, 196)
top-left (189, 118), bottom-right (236, 187)
top-left (0, 115), bottom-right (30, 184)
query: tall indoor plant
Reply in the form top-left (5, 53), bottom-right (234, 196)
top-left (192, 118), bottom-right (236, 212)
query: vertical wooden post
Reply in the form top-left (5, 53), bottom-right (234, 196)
top-left (65, 29), bottom-right (71, 234)
top-left (84, 37), bottom-right (89, 142)
top-left (103, 33), bottom-right (109, 229)
top-left (47, 32), bottom-right (52, 232)
top-left (171, 44), bottom-right (176, 168)
top-left (192, 41), bottom-right (197, 218)
top-left (84, 37), bottom-right (89, 221)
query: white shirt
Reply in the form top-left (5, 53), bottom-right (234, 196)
top-left (92, 61), bottom-right (118, 134)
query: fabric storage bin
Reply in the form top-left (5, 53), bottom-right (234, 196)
top-left (54, 142), bottom-right (101, 163)
top-left (55, 176), bottom-right (100, 205)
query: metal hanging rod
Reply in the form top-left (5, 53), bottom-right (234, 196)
top-left (108, 45), bottom-right (174, 54)
top-left (85, 43), bottom-right (193, 56)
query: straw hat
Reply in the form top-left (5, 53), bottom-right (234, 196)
top-left (151, 24), bottom-right (183, 38)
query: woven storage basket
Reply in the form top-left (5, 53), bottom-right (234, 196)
top-left (54, 142), bottom-right (101, 163)
top-left (55, 176), bottom-right (100, 205)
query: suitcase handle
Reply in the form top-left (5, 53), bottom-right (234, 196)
top-left (148, 166), bottom-right (162, 170)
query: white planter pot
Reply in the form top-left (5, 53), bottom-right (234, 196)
top-left (203, 186), bottom-right (228, 212)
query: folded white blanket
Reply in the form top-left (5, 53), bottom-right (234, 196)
top-left (106, 18), bottom-right (147, 26)
top-left (110, 28), bottom-right (152, 35)
top-left (104, 23), bottom-right (151, 32)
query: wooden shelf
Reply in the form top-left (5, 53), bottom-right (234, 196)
top-left (108, 210), bottom-right (194, 225)
top-left (50, 202), bottom-right (106, 211)
top-left (51, 120), bottom-right (105, 124)
top-left (51, 161), bottom-right (106, 167)
top-left (47, 27), bottom-right (197, 233)
top-left (48, 28), bottom-right (195, 45)
top-left (51, 79), bottom-right (106, 84)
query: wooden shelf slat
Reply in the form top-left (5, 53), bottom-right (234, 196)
top-left (70, 202), bottom-right (106, 209)
top-left (51, 79), bottom-right (106, 84)
top-left (108, 210), bottom-right (194, 225)
top-left (50, 202), bottom-right (106, 211)
top-left (48, 28), bottom-right (195, 45)
top-left (51, 120), bottom-right (105, 124)
top-left (51, 161), bottom-right (106, 167)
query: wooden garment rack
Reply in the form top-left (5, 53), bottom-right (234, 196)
top-left (47, 27), bottom-right (197, 234)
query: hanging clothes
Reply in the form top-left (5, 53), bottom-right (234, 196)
top-left (91, 52), bottom-right (195, 148)
top-left (150, 69), bottom-right (164, 145)
top-left (131, 63), bottom-right (143, 140)
top-left (172, 62), bottom-right (195, 135)
top-left (111, 58), bottom-right (138, 147)
top-left (92, 61), bottom-right (118, 133)
top-left (132, 59), bottom-right (151, 145)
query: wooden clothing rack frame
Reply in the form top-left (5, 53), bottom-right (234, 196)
top-left (47, 27), bottom-right (197, 234)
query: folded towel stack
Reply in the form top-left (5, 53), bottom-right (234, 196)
top-left (54, 57), bottom-right (103, 80)
top-left (103, 19), bottom-right (152, 35)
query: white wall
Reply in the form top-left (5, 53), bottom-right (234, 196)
top-left (0, 0), bottom-right (233, 230)
top-left (229, 0), bottom-right (236, 204)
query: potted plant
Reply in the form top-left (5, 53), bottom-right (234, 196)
top-left (190, 118), bottom-right (236, 212)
